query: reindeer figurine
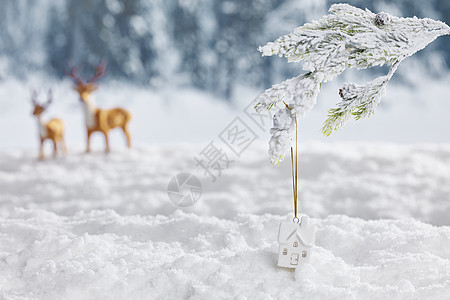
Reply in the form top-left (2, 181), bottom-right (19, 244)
top-left (31, 90), bottom-right (66, 160)
top-left (70, 62), bottom-right (132, 153)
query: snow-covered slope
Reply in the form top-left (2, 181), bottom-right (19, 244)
top-left (1, 143), bottom-right (449, 224)
top-left (0, 143), bottom-right (449, 299)
top-left (1, 209), bottom-right (449, 299)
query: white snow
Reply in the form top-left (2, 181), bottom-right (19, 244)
top-left (0, 72), bottom-right (450, 298)
top-left (0, 142), bottom-right (449, 298)
top-left (1, 142), bottom-right (449, 223)
top-left (0, 209), bottom-right (449, 299)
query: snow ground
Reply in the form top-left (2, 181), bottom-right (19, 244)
top-left (1, 72), bottom-right (450, 298)
top-left (0, 143), bottom-right (449, 299)
top-left (1, 143), bottom-right (449, 225)
top-left (0, 209), bottom-right (449, 299)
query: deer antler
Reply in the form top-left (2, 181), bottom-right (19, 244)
top-left (31, 89), bottom-right (39, 105)
top-left (45, 89), bottom-right (53, 108)
top-left (69, 65), bottom-right (84, 86)
top-left (89, 61), bottom-right (106, 83)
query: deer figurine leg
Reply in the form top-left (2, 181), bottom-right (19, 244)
top-left (53, 139), bottom-right (58, 157)
top-left (86, 130), bottom-right (92, 153)
top-left (38, 138), bottom-right (45, 161)
top-left (103, 131), bottom-right (110, 153)
top-left (61, 137), bottom-right (67, 154)
top-left (123, 126), bottom-right (131, 148)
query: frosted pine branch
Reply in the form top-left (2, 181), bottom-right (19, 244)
top-left (322, 79), bottom-right (387, 136)
top-left (254, 72), bottom-right (320, 116)
top-left (255, 3), bottom-right (450, 164)
top-left (269, 107), bottom-right (296, 165)
top-left (322, 59), bottom-right (401, 135)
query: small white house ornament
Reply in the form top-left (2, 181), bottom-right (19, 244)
top-left (277, 216), bottom-right (316, 268)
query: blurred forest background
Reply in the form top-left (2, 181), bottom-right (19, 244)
top-left (1, 0), bottom-right (449, 100)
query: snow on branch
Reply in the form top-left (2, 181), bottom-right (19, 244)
top-left (255, 3), bottom-right (450, 164)
top-left (322, 59), bottom-right (401, 135)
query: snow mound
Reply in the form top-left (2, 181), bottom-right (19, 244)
top-left (0, 209), bottom-right (449, 299)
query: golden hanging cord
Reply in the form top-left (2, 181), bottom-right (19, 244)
top-left (283, 101), bottom-right (299, 223)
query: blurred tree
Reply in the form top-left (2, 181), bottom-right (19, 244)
top-left (0, 0), bottom-right (448, 99)
top-left (212, 0), bottom-right (272, 99)
top-left (171, 0), bottom-right (204, 88)
top-left (47, 0), bottom-right (158, 82)
top-left (0, 0), bottom-right (46, 78)
top-left (47, 4), bottom-right (71, 77)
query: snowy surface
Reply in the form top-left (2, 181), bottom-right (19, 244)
top-left (1, 72), bottom-right (450, 298)
top-left (0, 143), bottom-right (449, 299)
top-left (1, 209), bottom-right (449, 299)
top-left (1, 143), bottom-right (449, 225)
